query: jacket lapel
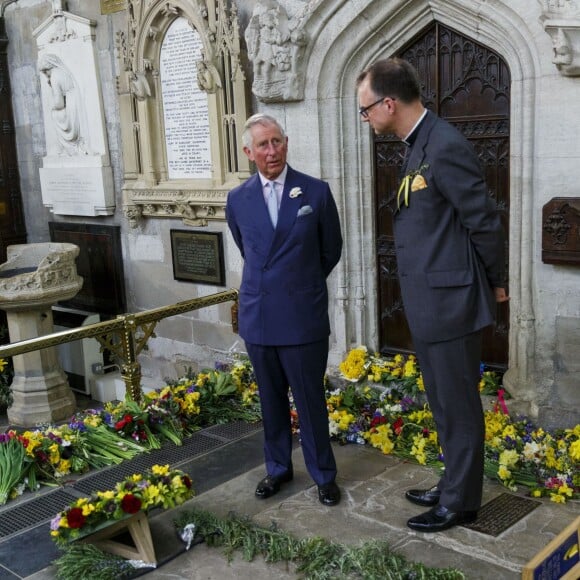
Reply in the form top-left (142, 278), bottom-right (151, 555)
top-left (267, 166), bottom-right (302, 257)
top-left (242, 173), bottom-right (276, 243)
top-left (389, 111), bottom-right (436, 214)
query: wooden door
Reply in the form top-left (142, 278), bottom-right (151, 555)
top-left (375, 22), bottom-right (510, 369)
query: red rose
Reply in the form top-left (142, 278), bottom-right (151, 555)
top-left (182, 475), bottom-right (192, 489)
top-left (393, 417), bottom-right (404, 436)
top-left (66, 507), bottom-right (87, 529)
top-left (370, 415), bottom-right (387, 428)
top-left (124, 414), bottom-right (133, 423)
top-left (121, 493), bottom-right (142, 514)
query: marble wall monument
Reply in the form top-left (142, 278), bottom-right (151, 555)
top-left (117, 0), bottom-right (251, 228)
top-left (34, 2), bottom-right (114, 216)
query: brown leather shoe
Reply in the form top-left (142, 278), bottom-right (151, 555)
top-left (255, 471), bottom-right (293, 499)
top-left (405, 486), bottom-right (441, 507)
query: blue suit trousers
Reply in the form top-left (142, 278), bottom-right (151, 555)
top-left (246, 338), bottom-right (337, 486)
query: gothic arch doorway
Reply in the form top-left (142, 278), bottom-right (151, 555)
top-left (375, 22), bottom-right (510, 369)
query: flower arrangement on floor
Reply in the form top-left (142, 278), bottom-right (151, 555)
top-left (50, 464), bottom-right (193, 546)
top-left (54, 507), bottom-right (465, 580)
top-left (0, 359), bottom-right (260, 505)
top-left (1, 350), bottom-right (578, 506)
top-left (332, 346), bottom-right (579, 503)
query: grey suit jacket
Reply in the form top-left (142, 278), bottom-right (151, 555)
top-left (392, 110), bottom-right (505, 343)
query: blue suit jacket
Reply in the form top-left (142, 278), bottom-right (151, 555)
top-left (392, 110), bottom-right (506, 343)
top-left (226, 165), bottom-right (342, 346)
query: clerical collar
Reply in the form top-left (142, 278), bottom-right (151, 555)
top-left (402, 109), bottom-right (428, 147)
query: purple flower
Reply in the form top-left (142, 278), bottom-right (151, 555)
top-left (50, 516), bottom-right (62, 531)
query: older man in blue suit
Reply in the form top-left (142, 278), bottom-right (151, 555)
top-left (226, 114), bottom-right (343, 506)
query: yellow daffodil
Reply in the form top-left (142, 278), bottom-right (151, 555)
top-left (151, 464), bottom-right (170, 476)
top-left (569, 439), bottom-right (580, 462)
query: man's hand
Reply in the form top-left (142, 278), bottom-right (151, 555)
top-left (494, 287), bottom-right (509, 302)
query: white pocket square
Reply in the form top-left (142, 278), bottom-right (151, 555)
top-left (297, 205), bottom-right (313, 217)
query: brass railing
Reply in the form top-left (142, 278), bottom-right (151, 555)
top-left (0, 289), bottom-right (239, 402)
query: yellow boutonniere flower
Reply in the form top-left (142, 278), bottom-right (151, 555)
top-left (397, 164), bottom-right (429, 210)
top-left (411, 174), bottom-right (427, 191)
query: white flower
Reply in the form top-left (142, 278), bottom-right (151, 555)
top-left (289, 187), bottom-right (303, 198)
top-left (328, 419), bottom-right (340, 436)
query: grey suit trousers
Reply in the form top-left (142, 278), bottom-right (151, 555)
top-left (412, 330), bottom-right (484, 512)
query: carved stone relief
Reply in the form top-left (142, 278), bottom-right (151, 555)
top-left (38, 53), bottom-right (88, 157)
top-left (538, 0), bottom-right (580, 75)
top-left (117, 0), bottom-right (251, 228)
top-left (245, 0), bottom-right (311, 102)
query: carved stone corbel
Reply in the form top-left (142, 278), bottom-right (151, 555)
top-left (538, 1), bottom-right (580, 75)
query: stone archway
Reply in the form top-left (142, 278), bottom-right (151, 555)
top-left (375, 22), bottom-right (511, 370)
top-left (306, 0), bottom-right (538, 402)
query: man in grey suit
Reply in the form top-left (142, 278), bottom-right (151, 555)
top-left (357, 58), bottom-right (509, 532)
top-left (226, 114), bottom-right (343, 506)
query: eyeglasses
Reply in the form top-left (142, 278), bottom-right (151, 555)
top-left (358, 97), bottom-right (386, 118)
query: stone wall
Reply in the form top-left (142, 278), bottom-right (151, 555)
top-left (3, 0), bottom-right (579, 427)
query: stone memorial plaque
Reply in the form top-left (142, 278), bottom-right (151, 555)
top-left (39, 167), bottom-right (115, 216)
top-left (160, 17), bottom-right (212, 180)
top-left (101, 0), bottom-right (127, 14)
top-left (170, 229), bottom-right (225, 286)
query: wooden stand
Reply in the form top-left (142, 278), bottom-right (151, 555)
top-left (522, 516), bottom-right (579, 580)
top-left (78, 511), bottom-right (156, 565)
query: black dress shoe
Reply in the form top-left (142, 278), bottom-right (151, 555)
top-left (317, 481), bottom-right (341, 506)
top-left (407, 505), bottom-right (477, 533)
top-left (405, 486), bottom-right (441, 507)
top-left (255, 471), bottom-right (293, 499)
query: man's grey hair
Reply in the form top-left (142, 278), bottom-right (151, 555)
top-left (242, 113), bottom-right (286, 149)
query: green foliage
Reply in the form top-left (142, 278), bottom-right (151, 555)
top-left (195, 369), bottom-right (261, 426)
top-left (0, 435), bottom-right (27, 505)
top-left (174, 508), bottom-right (466, 580)
top-left (53, 543), bottom-right (143, 580)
